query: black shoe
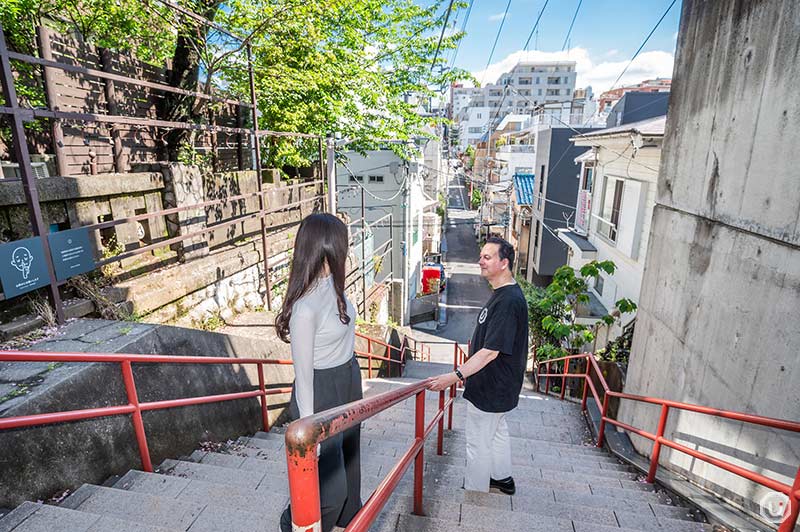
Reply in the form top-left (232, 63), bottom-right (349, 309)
top-left (490, 476), bottom-right (516, 495)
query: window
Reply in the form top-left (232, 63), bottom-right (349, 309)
top-left (581, 166), bottom-right (594, 192)
top-left (598, 177), bottom-right (624, 242)
top-left (533, 220), bottom-right (541, 263)
top-left (468, 127), bottom-right (483, 134)
top-left (595, 275), bottom-right (604, 296)
top-left (349, 175), bottom-right (363, 182)
top-left (538, 164), bottom-right (545, 210)
top-left (535, 77), bottom-right (540, 84)
top-left (476, 113), bottom-right (482, 119)
top-left (546, 89), bottom-right (560, 96)
top-left (368, 175), bottom-right (383, 183)
top-left (547, 77), bottom-right (561, 84)
top-left (538, 89), bottom-right (543, 96)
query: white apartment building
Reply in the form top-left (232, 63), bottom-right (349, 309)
top-left (453, 61), bottom-right (578, 151)
top-left (456, 106), bottom-right (490, 150)
top-left (336, 148), bottom-right (428, 326)
top-left (558, 115), bottom-right (666, 343)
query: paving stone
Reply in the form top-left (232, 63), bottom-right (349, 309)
top-left (615, 510), bottom-right (710, 531)
top-left (553, 491), bottom-right (656, 515)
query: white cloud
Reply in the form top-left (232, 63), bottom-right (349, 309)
top-left (488, 12), bottom-right (506, 22)
top-left (605, 49), bottom-right (619, 57)
top-left (470, 47), bottom-right (674, 94)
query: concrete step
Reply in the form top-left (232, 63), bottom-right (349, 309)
top-left (0, 501), bottom-right (180, 532)
top-left (59, 484), bottom-right (203, 530)
top-left (113, 470), bottom-right (288, 516)
top-left (156, 459), bottom-right (267, 490)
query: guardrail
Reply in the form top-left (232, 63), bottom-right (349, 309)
top-left (284, 377), bottom-right (457, 532)
top-left (537, 354), bottom-right (800, 532)
top-left (0, 350), bottom-right (294, 471)
top-left (355, 331), bottom-right (405, 378)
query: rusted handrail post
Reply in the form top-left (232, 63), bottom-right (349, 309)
top-left (580, 355), bottom-right (590, 411)
top-left (544, 361), bottom-right (551, 395)
top-left (447, 382), bottom-right (455, 430)
top-left (597, 393), bottom-right (610, 448)
top-left (647, 404), bottom-right (670, 483)
top-left (413, 390), bottom-right (425, 516)
top-left (560, 358), bottom-right (568, 400)
top-left (257, 363), bottom-right (269, 431)
top-left (120, 361), bottom-right (153, 472)
top-left (437, 390), bottom-right (445, 456)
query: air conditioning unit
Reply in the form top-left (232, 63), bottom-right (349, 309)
top-left (1, 162), bottom-right (50, 179)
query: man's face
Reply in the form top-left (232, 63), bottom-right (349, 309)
top-left (478, 243), bottom-right (507, 280)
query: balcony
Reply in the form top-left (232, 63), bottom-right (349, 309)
top-left (497, 145), bottom-right (535, 153)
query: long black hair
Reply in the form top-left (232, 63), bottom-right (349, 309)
top-left (275, 213), bottom-right (351, 342)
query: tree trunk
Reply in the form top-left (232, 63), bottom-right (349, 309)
top-left (157, 0), bottom-right (223, 162)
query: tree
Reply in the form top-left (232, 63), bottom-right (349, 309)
top-left (517, 275), bottom-right (562, 355)
top-left (2, 0), bottom-right (471, 169)
top-left (535, 261), bottom-right (637, 361)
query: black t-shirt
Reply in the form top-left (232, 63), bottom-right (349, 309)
top-left (463, 283), bottom-right (529, 413)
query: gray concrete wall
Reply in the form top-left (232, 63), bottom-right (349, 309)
top-left (619, 0), bottom-right (800, 522)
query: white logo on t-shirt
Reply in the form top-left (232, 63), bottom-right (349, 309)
top-left (478, 308), bottom-right (488, 324)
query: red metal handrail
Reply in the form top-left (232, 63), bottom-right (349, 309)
top-left (355, 332), bottom-right (404, 379)
top-left (0, 350), bottom-right (294, 471)
top-left (285, 377), bottom-right (458, 532)
top-left (535, 353), bottom-right (800, 532)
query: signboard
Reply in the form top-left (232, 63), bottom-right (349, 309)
top-left (0, 237), bottom-right (51, 298)
top-left (576, 189), bottom-right (592, 234)
top-left (47, 227), bottom-right (96, 281)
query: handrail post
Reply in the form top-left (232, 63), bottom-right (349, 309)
top-left (286, 439), bottom-right (322, 532)
top-left (257, 363), bottom-right (270, 432)
top-left (447, 383), bottom-right (455, 430)
top-left (597, 393), bottom-right (610, 448)
top-left (545, 361), bottom-right (551, 395)
top-left (647, 404), bottom-right (670, 483)
top-left (778, 467), bottom-right (800, 532)
top-left (580, 355), bottom-right (590, 411)
top-left (437, 390), bottom-right (445, 455)
top-left (560, 358), bottom-right (568, 400)
top-left (533, 351), bottom-right (539, 393)
top-left (413, 390), bottom-right (425, 516)
top-left (120, 361), bottom-right (153, 472)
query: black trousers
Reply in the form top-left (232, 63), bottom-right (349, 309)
top-left (280, 357), bottom-right (363, 532)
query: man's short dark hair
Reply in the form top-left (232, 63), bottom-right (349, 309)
top-left (486, 236), bottom-right (514, 271)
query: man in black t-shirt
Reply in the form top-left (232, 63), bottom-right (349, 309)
top-left (430, 237), bottom-right (529, 495)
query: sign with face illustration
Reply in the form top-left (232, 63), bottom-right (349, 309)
top-left (0, 237), bottom-right (50, 298)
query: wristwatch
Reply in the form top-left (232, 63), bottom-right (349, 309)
top-left (454, 368), bottom-right (465, 382)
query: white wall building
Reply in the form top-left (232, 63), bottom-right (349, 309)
top-left (336, 148), bottom-right (427, 326)
top-left (558, 115), bottom-right (665, 341)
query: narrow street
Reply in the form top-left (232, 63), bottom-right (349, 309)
top-left (411, 173), bottom-right (493, 363)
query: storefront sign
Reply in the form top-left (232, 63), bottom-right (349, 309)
top-left (576, 189), bottom-right (592, 233)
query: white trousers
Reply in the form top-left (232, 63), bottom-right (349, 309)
top-left (464, 400), bottom-right (513, 492)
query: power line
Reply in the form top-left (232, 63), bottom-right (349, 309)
top-left (522, 0), bottom-right (549, 51)
top-left (480, 0), bottom-right (512, 86)
top-left (610, 0), bottom-right (678, 90)
top-left (431, 0), bottom-right (457, 73)
top-left (447, 0), bottom-right (476, 71)
top-left (561, 0), bottom-right (583, 51)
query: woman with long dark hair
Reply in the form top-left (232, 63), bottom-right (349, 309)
top-left (276, 213), bottom-right (362, 532)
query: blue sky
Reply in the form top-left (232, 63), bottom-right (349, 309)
top-left (437, 0), bottom-right (682, 93)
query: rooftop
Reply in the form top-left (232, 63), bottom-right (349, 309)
top-left (571, 115), bottom-right (667, 140)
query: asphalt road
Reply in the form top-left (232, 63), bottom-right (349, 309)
top-left (411, 172), bottom-right (493, 363)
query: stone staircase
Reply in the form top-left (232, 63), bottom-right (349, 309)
top-left (0, 361), bottom-right (713, 532)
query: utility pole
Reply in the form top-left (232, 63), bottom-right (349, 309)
top-left (326, 134), bottom-right (337, 214)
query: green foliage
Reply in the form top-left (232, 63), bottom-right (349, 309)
top-left (2, 0), bottom-right (471, 168)
top-left (516, 275), bottom-right (561, 355)
top-left (470, 188), bottom-right (481, 209)
top-left (533, 261), bottom-right (637, 362)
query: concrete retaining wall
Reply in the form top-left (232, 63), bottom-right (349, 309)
top-left (619, 0), bottom-right (800, 522)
